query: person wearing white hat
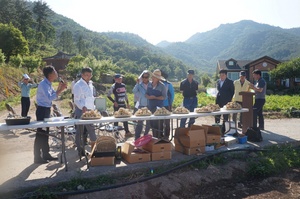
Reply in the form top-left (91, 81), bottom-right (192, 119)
top-left (146, 69), bottom-right (167, 138)
top-left (18, 74), bottom-right (37, 117)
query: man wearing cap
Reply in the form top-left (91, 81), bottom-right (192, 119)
top-left (18, 74), bottom-right (37, 117)
top-left (215, 69), bottom-right (234, 125)
top-left (107, 74), bottom-right (132, 136)
top-left (233, 71), bottom-right (250, 128)
top-left (146, 69), bottom-right (167, 138)
top-left (133, 70), bottom-right (151, 140)
top-left (180, 69), bottom-right (198, 128)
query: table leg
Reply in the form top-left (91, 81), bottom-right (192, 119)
top-left (60, 126), bottom-right (68, 171)
top-left (79, 125), bottom-right (89, 169)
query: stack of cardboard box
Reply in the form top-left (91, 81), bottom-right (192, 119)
top-left (122, 142), bottom-right (151, 163)
top-left (142, 138), bottom-right (172, 161)
top-left (175, 124), bottom-right (222, 155)
top-left (174, 126), bottom-right (206, 155)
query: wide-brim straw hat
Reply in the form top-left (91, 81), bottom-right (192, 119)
top-left (151, 69), bottom-right (166, 81)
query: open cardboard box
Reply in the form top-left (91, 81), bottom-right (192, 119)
top-left (202, 124), bottom-right (222, 144)
top-left (174, 128), bottom-right (206, 148)
top-left (122, 142), bottom-right (150, 163)
top-left (89, 143), bottom-right (115, 166)
top-left (142, 137), bottom-right (172, 153)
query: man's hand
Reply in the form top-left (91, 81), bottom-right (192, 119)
top-left (145, 94), bottom-right (154, 99)
top-left (82, 106), bottom-right (87, 113)
top-left (114, 102), bottom-right (118, 107)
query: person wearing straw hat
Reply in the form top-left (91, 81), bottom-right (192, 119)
top-left (18, 74), bottom-right (37, 117)
top-left (146, 69), bottom-right (167, 138)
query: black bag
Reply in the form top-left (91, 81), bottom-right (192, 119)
top-left (245, 127), bottom-right (263, 142)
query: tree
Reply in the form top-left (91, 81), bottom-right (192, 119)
top-left (270, 57), bottom-right (300, 79)
top-left (0, 49), bottom-right (5, 65)
top-left (59, 30), bottom-right (75, 53)
top-left (32, 0), bottom-right (55, 43)
top-left (22, 55), bottom-right (41, 73)
top-left (0, 23), bottom-right (29, 62)
top-left (201, 73), bottom-right (212, 87)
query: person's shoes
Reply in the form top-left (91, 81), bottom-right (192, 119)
top-left (34, 158), bottom-right (49, 164)
top-left (259, 127), bottom-right (265, 130)
top-left (238, 122), bottom-right (242, 128)
top-left (232, 132), bottom-right (239, 137)
top-left (43, 155), bottom-right (58, 161)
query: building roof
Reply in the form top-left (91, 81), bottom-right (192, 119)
top-left (42, 51), bottom-right (75, 60)
top-left (217, 59), bottom-right (252, 70)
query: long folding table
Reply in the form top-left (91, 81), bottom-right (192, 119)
top-left (0, 108), bottom-right (248, 171)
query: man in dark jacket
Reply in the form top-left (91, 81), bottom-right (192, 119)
top-left (215, 69), bottom-right (234, 124)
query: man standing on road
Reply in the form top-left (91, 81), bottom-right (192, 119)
top-left (249, 69), bottom-right (267, 130)
top-left (180, 69), bottom-right (198, 128)
top-left (18, 74), bottom-right (37, 117)
top-left (233, 71), bottom-right (250, 128)
top-left (73, 67), bottom-right (97, 156)
top-left (215, 69), bottom-right (234, 125)
top-left (133, 70), bottom-right (151, 140)
top-left (34, 65), bottom-right (67, 164)
top-left (107, 74), bottom-right (132, 137)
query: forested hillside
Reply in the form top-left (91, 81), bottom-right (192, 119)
top-left (159, 20), bottom-right (300, 74)
top-left (0, 0), bottom-right (190, 85)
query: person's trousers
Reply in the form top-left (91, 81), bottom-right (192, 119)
top-left (34, 106), bottom-right (51, 160)
top-left (114, 105), bottom-right (129, 133)
top-left (180, 97), bottom-right (198, 128)
top-left (135, 120), bottom-right (150, 140)
top-left (21, 97), bottom-right (30, 117)
top-left (74, 107), bottom-right (96, 151)
top-left (215, 104), bottom-right (229, 124)
top-left (232, 101), bottom-right (243, 123)
top-left (150, 119), bottom-right (163, 138)
top-left (254, 99), bottom-right (265, 129)
top-left (163, 106), bottom-right (171, 138)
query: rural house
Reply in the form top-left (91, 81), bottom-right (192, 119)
top-left (42, 51), bottom-right (75, 72)
top-left (216, 55), bottom-right (298, 87)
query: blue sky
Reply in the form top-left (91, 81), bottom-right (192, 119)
top-left (42, 0), bottom-right (300, 45)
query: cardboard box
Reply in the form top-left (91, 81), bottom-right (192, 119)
top-left (89, 143), bottom-right (115, 166)
top-left (122, 142), bottom-right (150, 163)
top-left (142, 138), bottom-right (172, 152)
top-left (174, 128), bottom-right (206, 147)
top-left (202, 125), bottom-right (222, 144)
top-left (175, 144), bottom-right (205, 155)
top-left (90, 156), bottom-right (115, 166)
top-left (151, 151), bottom-right (172, 161)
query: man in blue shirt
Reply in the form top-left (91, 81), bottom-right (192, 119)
top-left (249, 69), bottom-right (267, 130)
top-left (18, 74), bottom-right (37, 117)
top-left (180, 69), bottom-right (198, 128)
top-left (146, 69), bottom-right (167, 138)
top-left (34, 66), bottom-right (67, 164)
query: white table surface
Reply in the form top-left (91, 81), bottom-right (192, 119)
top-left (0, 108), bottom-right (248, 131)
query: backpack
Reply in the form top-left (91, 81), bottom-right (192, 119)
top-left (245, 127), bottom-right (263, 142)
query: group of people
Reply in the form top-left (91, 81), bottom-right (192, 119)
top-left (18, 65), bottom-right (266, 164)
top-left (215, 69), bottom-right (266, 131)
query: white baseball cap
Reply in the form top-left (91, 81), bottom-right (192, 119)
top-left (23, 74), bottom-right (30, 79)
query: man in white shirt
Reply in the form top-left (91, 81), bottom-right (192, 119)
top-left (73, 67), bottom-right (97, 156)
